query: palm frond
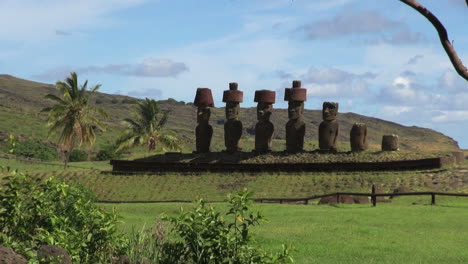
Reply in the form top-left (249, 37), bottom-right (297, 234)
top-left (158, 132), bottom-right (182, 152)
top-left (44, 94), bottom-right (66, 104)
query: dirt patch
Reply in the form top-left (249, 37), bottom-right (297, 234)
top-left (319, 195), bottom-right (369, 204)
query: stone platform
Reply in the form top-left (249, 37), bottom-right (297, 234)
top-left (110, 151), bottom-right (463, 174)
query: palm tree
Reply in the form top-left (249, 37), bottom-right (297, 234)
top-left (42, 72), bottom-right (108, 169)
top-left (115, 98), bottom-right (181, 153)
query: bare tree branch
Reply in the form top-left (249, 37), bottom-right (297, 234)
top-left (400, 0), bottom-right (468, 82)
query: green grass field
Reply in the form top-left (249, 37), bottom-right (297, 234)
top-left (2, 157), bottom-right (468, 263)
top-left (101, 196), bottom-right (468, 264)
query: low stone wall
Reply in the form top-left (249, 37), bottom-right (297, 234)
top-left (110, 156), bottom-right (457, 174)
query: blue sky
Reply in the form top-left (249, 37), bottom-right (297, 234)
top-left (1, 0), bottom-right (467, 147)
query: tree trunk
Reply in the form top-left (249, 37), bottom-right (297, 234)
top-left (400, 0), bottom-right (468, 82)
top-left (64, 150), bottom-right (69, 170)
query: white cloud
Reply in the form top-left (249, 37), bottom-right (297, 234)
top-left (32, 58), bottom-right (188, 81)
top-left (378, 105), bottom-right (415, 116)
top-left (306, 81), bottom-right (368, 98)
top-left (293, 67), bottom-right (375, 98)
top-left (432, 111), bottom-right (468, 122)
top-left (439, 70), bottom-right (468, 92)
top-left (296, 10), bottom-right (401, 40)
top-left (406, 55), bottom-right (424, 65)
top-left (304, 0), bottom-right (353, 11)
top-left (0, 0), bottom-right (148, 42)
top-left (122, 35), bottom-right (301, 103)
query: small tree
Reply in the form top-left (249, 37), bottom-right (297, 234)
top-left (115, 98), bottom-right (181, 153)
top-left (42, 72), bottom-right (108, 169)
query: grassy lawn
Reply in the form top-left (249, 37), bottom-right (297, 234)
top-left (101, 197), bottom-right (468, 264)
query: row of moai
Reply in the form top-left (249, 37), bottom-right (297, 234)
top-left (193, 80), bottom-right (400, 153)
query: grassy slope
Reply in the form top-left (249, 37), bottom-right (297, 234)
top-left (0, 74), bottom-right (460, 154)
top-left (102, 198), bottom-right (468, 264)
top-left (3, 158), bottom-right (468, 201)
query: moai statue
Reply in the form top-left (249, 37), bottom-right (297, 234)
top-left (223, 82), bottom-right (243, 153)
top-left (254, 90), bottom-right (276, 152)
top-left (350, 123), bottom-right (368, 152)
top-left (285, 80), bottom-right (307, 153)
top-left (382, 134), bottom-right (399, 151)
top-left (193, 88), bottom-right (214, 153)
top-left (319, 102), bottom-right (339, 153)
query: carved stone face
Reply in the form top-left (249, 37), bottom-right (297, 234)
top-left (197, 107), bottom-right (211, 124)
top-left (322, 102), bottom-right (338, 121)
top-left (225, 102), bottom-right (240, 120)
top-left (288, 101), bottom-right (303, 120)
top-left (257, 102), bottom-right (272, 122)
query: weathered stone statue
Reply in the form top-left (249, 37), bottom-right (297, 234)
top-left (193, 88), bottom-right (214, 153)
top-left (254, 90), bottom-right (275, 152)
top-left (319, 102), bottom-right (339, 153)
top-left (223, 82), bottom-right (243, 153)
top-left (350, 123), bottom-right (368, 152)
top-left (285, 80), bottom-right (307, 153)
top-left (382, 134), bottom-right (399, 151)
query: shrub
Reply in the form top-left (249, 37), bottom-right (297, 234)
top-left (0, 174), bottom-right (126, 262)
top-left (111, 99), bottom-right (119, 104)
top-left (14, 139), bottom-right (58, 161)
top-left (95, 145), bottom-right (121, 161)
top-left (121, 98), bottom-right (138, 104)
top-left (159, 191), bottom-right (294, 264)
top-left (69, 149), bottom-right (88, 162)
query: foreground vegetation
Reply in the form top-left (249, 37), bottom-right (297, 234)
top-left (0, 171), bottom-right (292, 263)
top-left (103, 197), bottom-right (468, 264)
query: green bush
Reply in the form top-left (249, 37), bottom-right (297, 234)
top-left (14, 139), bottom-right (58, 161)
top-left (95, 145), bottom-right (121, 161)
top-left (156, 191), bottom-right (293, 264)
top-left (96, 149), bottom-right (113, 161)
top-left (69, 149), bottom-right (88, 162)
top-left (0, 174), bottom-right (125, 262)
top-left (121, 98), bottom-right (138, 104)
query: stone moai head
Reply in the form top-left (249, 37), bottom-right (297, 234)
top-left (382, 134), bottom-right (399, 151)
top-left (194, 88), bottom-right (214, 124)
top-left (284, 80), bottom-right (307, 120)
top-left (254, 90), bottom-right (275, 122)
top-left (223, 82), bottom-right (243, 120)
top-left (322, 102), bottom-right (339, 121)
top-left (350, 123), bottom-right (368, 152)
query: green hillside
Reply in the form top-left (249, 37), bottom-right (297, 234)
top-left (0, 74), bottom-right (460, 156)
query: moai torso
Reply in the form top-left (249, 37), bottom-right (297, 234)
top-left (224, 118), bottom-right (243, 152)
top-left (195, 107), bottom-right (213, 153)
top-left (350, 123), bottom-right (368, 152)
top-left (223, 83), bottom-right (243, 153)
top-left (193, 88), bottom-right (214, 153)
top-left (319, 120), bottom-right (339, 151)
top-left (284, 81), bottom-right (307, 153)
top-left (286, 116), bottom-right (305, 153)
top-left (319, 102), bottom-right (339, 152)
top-left (254, 93), bottom-right (275, 152)
top-left (255, 121), bottom-right (274, 152)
